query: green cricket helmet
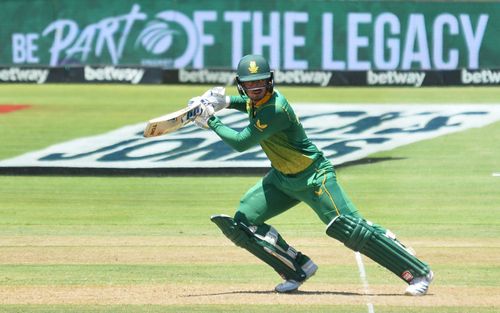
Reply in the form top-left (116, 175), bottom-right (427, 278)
top-left (235, 54), bottom-right (274, 96)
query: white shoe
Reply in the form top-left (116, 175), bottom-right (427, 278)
top-left (405, 271), bottom-right (434, 296)
top-left (274, 260), bottom-right (318, 293)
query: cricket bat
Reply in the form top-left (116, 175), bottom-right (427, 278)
top-left (143, 102), bottom-right (202, 137)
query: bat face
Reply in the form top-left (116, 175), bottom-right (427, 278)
top-left (143, 103), bottom-right (202, 137)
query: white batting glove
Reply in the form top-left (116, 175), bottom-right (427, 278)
top-left (186, 96), bottom-right (214, 129)
top-left (201, 86), bottom-right (229, 112)
top-left (187, 96), bottom-right (202, 109)
top-left (194, 103), bottom-right (215, 129)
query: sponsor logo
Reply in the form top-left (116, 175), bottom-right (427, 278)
top-left (136, 11), bottom-right (200, 68)
top-left (179, 69), bottom-right (235, 85)
top-left (0, 68), bottom-right (49, 84)
top-left (179, 69), bottom-right (333, 86)
top-left (84, 66), bottom-right (145, 84)
top-left (274, 70), bottom-right (332, 87)
top-left (402, 271), bottom-right (414, 282)
top-left (136, 20), bottom-right (178, 55)
top-left (367, 70), bottom-right (426, 87)
top-left (461, 69), bottom-right (500, 85)
top-left (1, 105), bottom-right (500, 169)
top-left (185, 106), bottom-right (203, 121)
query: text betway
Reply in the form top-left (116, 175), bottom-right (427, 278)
top-left (274, 71), bottom-right (332, 87)
top-left (84, 66), bottom-right (145, 84)
top-left (179, 69), bottom-right (234, 85)
top-left (461, 69), bottom-right (500, 84)
top-left (180, 69), bottom-right (332, 86)
top-left (0, 68), bottom-right (49, 83)
top-left (367, 70), bottom-right (426, 87)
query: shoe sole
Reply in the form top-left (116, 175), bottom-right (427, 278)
top-left (275, 285), bottom-right (300, 293)
top-left (275, 266), bottom-right (318, 293)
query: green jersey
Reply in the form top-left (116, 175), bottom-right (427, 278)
top-left (207, 90), bottom-right (323, 175)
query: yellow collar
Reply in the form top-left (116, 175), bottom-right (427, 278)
top-left (253, 92), bottom-right (272, 107)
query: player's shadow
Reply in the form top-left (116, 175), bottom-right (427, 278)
top-left (183, 290), bottom-right (403, 297)
top-left (292, 290), bottom-right (404, 297)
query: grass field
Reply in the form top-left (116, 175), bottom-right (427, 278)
top-left (0, 85), bottom-right (499, 313)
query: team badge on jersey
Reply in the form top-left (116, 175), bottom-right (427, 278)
top-left (255, 119), bottom-right (268, 131)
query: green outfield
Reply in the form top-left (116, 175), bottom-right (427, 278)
top-left (0, 85), bottom-right (499, 313)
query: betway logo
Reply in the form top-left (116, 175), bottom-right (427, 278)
top-left (179, 69), bottom-right (234, 85)
top-left (461, 69), bottom-right (500, 85)
top-left (367, 70), bottom-right (426, 87)
top-left (179, 69), bottom-right (333, 86)
top-left (0, 68), bottom-right (49, 84)
top-left (274, 70), bottom-right (332, 87)
top-left (84, 66), bottom-right (145, 84)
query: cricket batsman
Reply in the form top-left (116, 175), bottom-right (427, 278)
top-left (188, 54), bottom-right (434, 296)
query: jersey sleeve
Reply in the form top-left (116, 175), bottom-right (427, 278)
top-left (207, 104), bottom-right (290, 152)
top-left (228, 95), bottom-right (248, 113)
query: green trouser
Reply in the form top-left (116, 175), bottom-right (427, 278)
top-left (235, 157), bottom-right (430, 283)
top-left (234, 157), bottom-right (361, 274)
top-left (236, 157), bottom-right (361, 226)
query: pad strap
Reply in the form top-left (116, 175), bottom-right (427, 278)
top-left (326, 214), bottom-right (430, 283)
top-left (211, 214), bottom-right (307, 281)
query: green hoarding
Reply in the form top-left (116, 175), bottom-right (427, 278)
top-left (1, 0), bottom-right (498, 70)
